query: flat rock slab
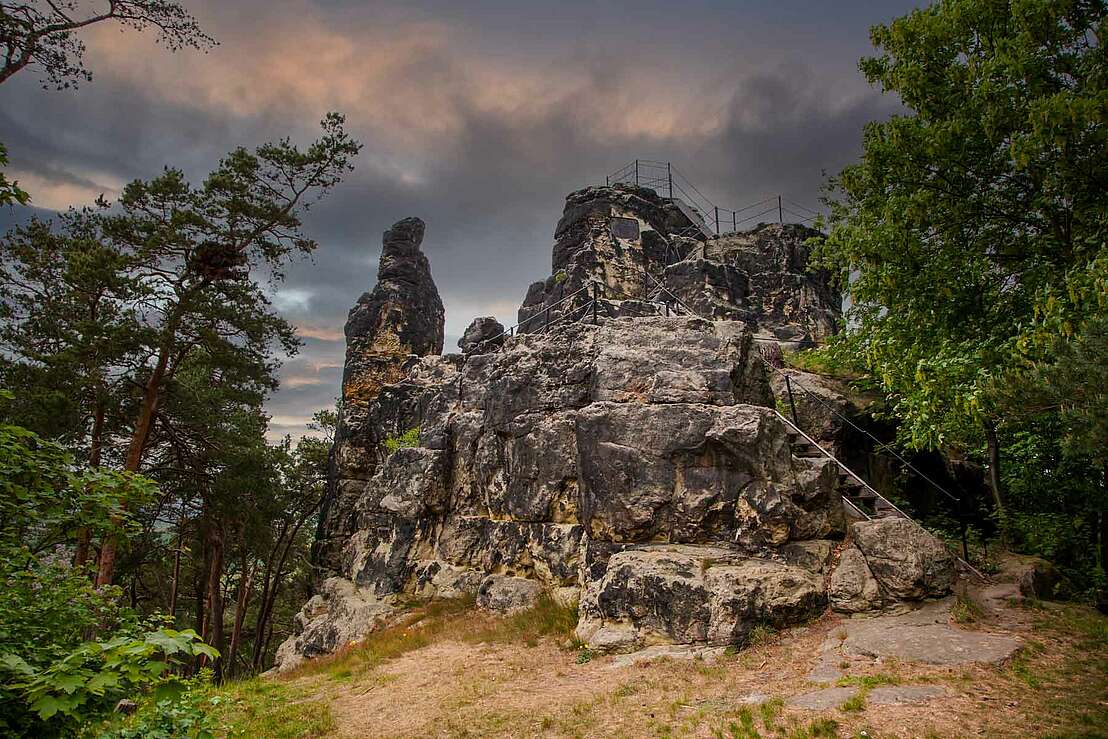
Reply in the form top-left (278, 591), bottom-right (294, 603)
top-left (826, 599), bottom-right (1022, 666)
top-left (606, 644), bottom-right (725, 669)
top-left (869, 685), bottom-right (947, 705)
top-left (787, 686), bottom-right (858, 710)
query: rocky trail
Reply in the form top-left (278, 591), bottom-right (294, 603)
top-left (253, 568), bottom-right (1106, 738)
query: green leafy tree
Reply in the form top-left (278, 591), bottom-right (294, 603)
top-left (0, 1), bottom-right (214, 89)
top-left (0, 405), bottom-right (219, 737)
top-left (816, 0), bottom-right (1108, 522)
top-left (0, 143), bottom-right (29, 206)
top-left (0, 115), bottom-right (360, 586)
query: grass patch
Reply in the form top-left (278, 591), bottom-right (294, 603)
top-left (758, 697), bottom-right (784, 731)
top-left (278, 592), bottom-right (578, 685)
top-left (951, 590), bottom-right (985, 625)
top-left (745, 622), bottom-right (778, 648)
top-left (208, 678), bottom-right (336, 738)
top-left (782, 348), bottom-right (858, 379)
top-left (462, 593), bottom-right (578, 646)
top-left (839, 692), bottom-right (866, 713)
top-left (279, 595), bottom-right (475, 681)
top-left (835, 673), bottom-right (900, 690)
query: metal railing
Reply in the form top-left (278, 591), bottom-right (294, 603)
top-left (464, 249), bottom-right (982, 578)
top-left (604, 159), bottom-right (824, 235)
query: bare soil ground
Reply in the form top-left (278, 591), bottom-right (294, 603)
top-left (266, 579), bottom-right (1107, 738)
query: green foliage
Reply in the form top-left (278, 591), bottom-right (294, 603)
top-left (816, 0), bottom-right (1108, 452)
top-left (384, 426), bottom-right (421, 453)
top-left (4, 628), bottom-right (216, 734)
top-left (96, 676), bottom-right (218, 739)
top-left (0, 409), bottom-right (155, 560)
top-left (952, 591), bottom-right (985, 624)
top-left (0, 143), bottom-right (29, 206)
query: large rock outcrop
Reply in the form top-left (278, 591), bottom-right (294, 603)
top-left (280, 186), bottom-right (956, 670)
top-left (314, 217), bottom-right (446, 572)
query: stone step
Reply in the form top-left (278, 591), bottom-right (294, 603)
top-left (790, 441), bottom-right (824, 458)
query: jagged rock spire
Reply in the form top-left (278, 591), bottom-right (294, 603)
top-left (342, 217), bottom-right (445, 409)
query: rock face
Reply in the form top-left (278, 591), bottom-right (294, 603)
top-left (458, 316), bottom-right (505, 353)
top-left (576, 545), bottom-right (825, 651)
top-left (513, 185), bottom-right (839, 347)
top-left (828, 519), bottom-right (955, 612)
top-left (278, 187), bottom-right (957, 670)
top-left (314, 217), bottom-right (446, 572)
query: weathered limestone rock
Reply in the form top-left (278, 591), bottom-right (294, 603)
top-left (459, 316), bottom-right (505, 353)
top-left (833, 598), bottom-right (1022, 665)
top-left (700, 223), bottom-right (840, 344)
top-left (518, 184), bottom-right (699, 331)
top-left (315, 219), bottom-right (447, 572)
top-left (851, 519), bottom-right (956, 600)
top-left (476, 574), bottom-right (543, 613)
top-left (829, 545), bottom-right (882, 613)
top-left (575, 545), bottom-right (825, 652)
top-left (282, 188), bottom-right (949, 671)
top-left (769, 368), bottom-right (857, 446)
top-left (273, 577), bottom-right (395, 671)
top-left (342, 217), bottom-right (445, 408)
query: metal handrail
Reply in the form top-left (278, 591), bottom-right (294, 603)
top-left (603, 159), bottom-right (824, 235)
top-left (775, 407), bottom-right (983, 580)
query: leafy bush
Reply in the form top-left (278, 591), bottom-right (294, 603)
top-left (95, 675), bottom-right (218, 739)
top-left (2, 628), bottom-right (217, 736)
top-left (383, 427), bottom-right (420, 453)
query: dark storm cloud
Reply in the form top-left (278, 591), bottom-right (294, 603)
top-left (0, 0), bottom-right (918, 438)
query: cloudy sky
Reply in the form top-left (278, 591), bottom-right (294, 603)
top-left (0, 0), bottom-right (918, 439)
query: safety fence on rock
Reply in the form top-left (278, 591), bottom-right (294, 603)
top-left (603, 159), bottom-right (824, 235)
top-left (465, 261), bottom-right (982, 577)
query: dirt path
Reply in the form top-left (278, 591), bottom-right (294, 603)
top-left (282, 579), bottom-right (1107, 738)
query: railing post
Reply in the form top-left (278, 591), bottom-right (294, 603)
top-left (667, 163), bottom-right (673, 199)
top-left (784, 374), bottom-right (800, 427)
top-left (778, 195), bottom-right (783, 224)
top-left (732, 210), bottom-right (736, 232)
top-left (544, 306), bottom-right (551, 333)
top-left (605, 175), bottom-right (609, 186)
top-left (958, 497), bottom-right (970, 563)
top-left (714, 206), bottom-right (719, 234)
top-left (591, 283), bottom-right (598, 324)
top-left (634, 159), bottom-right (639, 186)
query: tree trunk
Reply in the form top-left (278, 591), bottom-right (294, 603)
top-left (227, 558), bottom-right (255, 677)
top-left (169, 522), bottom-right (183, 619)
top-left (984, 420), bottom-right (1007, 540)
top-left (250, 520), bottom-right (287, 671)
top-left (96, 344), bottom-right (172, 586)
top-left (206, 522), bottom-right (226, 682)
top-left (74, 400), bottom-right (106, 570)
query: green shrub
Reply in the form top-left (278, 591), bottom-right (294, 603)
top-left (2, 628), bottom-right (217, 736)
top-left (383, 427), bottom-right (421, 453)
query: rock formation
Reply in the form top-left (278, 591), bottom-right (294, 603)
top-left (277, 185), bottom-right (958, 670)
top-left (458, 316), bottom-right (504, 353)
top-left (313, 217), bottom-right (445, 573)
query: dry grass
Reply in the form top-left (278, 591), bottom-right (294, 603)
top-left (229, 585), bottom-right (1107, 738)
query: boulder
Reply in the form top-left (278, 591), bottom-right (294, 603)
top-left (575, 545), bottom-right (825, 652)
top-left (476, 575), bottom-right (543, 613)
top-left (769, 368), bottom-right (855, 445)
top-left (458, 316), bottom-right (505, 353)
top-left (829, 545), bottom-right (882, 613)
top-left (273, 577), bottom-right (396, 671)
top-left (851, 519), bottom-right (955, 600)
